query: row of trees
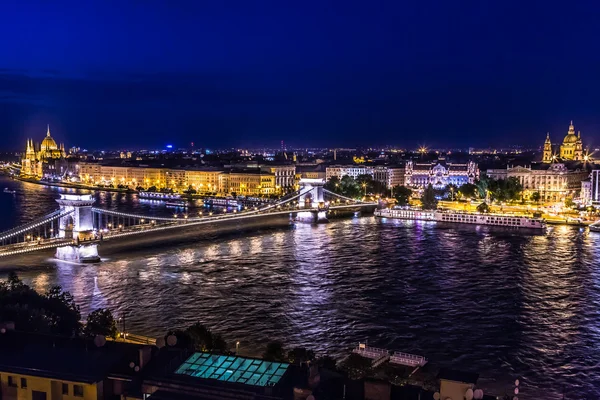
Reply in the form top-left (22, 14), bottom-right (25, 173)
top-left (324, 175), bottom-right (387, 199)
top-left (0, 272), bottom-right (117, 338)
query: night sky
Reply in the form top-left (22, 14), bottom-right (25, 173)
top-left (1, 1), bottom-right (600, 150)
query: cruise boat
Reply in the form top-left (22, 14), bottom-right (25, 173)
top-left (166, 200), bottom-right (189, 208)
top-left (204, 197), bottom-right (239, 208)
top-left (589, 220), bottom-right (600, 232)
top-left (138, 191), bottom-right (181, 201)
top-left (375, 208), bottom-right (546, 230)
top-left (3, 188), bottom-right (16, 194)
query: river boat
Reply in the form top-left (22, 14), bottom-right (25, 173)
top-left (166, 200), bottom-right (188, 208)
top-left (3, 188), bottom-right (16, 194)
top-left (375, 208), bottom-right (546, 230)
top-left (589, 220), bottom-right (600, 232)
top-left (138, 191), bottom-right (181, 201)
top-left (204, 197), bottom-right (239, 207)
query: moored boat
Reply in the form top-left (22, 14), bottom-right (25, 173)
top-left (589, 221), bottom-right (600, 232)
top-left (375, 208), bottom-right (545, 230)
top-left (138, 191), bottom-right (181, 200)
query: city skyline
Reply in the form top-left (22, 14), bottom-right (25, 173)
top-left (2, 2), bottom-right (600, 149)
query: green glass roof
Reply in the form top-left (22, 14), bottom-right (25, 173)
top-left (174, 352), bottom-right (289, 387)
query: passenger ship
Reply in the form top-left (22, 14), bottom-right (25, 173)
top-left (375, 208), bottom-right (546, 230)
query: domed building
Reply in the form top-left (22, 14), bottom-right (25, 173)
top-left (21, 125), bottom-right (67, 177)
top-left (542, 121), bottom-right (584, 163)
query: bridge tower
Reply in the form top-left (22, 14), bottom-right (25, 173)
top-left (55, 194), bottom-right (100, 263)
top-left (298, 178), bottom-right (326, 208)
top-left (297, 178), bottom-right (328, 222)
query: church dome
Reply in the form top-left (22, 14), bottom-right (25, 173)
top-left (563, 121), bottom-right (578, 144)
top-left (41, 125), bottom-right (58, 150)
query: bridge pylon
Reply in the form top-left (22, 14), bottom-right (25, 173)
top-left (297, 179), bottom-right (328, 222)
top-left (54, 194), bottom-right (100, 263)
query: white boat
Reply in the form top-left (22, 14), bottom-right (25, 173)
top-left (166, 200), bottom-right (188, 208)
top-left (375, 208), bottom-right (546, 230)
top-left (3, 188), bottom-right (16, 194)
top-left (138, 191), bottom-right (181, 200)
top-left (590, 221), bottom-right (600, 232)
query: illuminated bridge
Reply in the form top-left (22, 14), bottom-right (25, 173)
top-left (0, 179), bottom-right (377, 262)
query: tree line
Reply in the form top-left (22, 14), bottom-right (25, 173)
top-left (0, 272), bottom-right (117, 339)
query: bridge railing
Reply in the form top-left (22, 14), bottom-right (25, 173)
top-left (0, 209), bottom-right (74, 244)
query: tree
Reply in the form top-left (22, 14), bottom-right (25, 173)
top-left (458, 183), bottom-right (478, 199)
top-left (564, 197), bottom-right (575, 209)
top-left (340, 353), bottom-right (372, 380)
top-left (531, 191), bottom-right (541, 203)
top-left (84, 308), bottom-right (117, 339)
top-left (316, 355), bottom-right (337, 371)
top-left (0, 273), bottom-right (82, 336)
top-left (183, 185), bottom-right (197, 195)
top-left (147, 186), bottom-right (157, 192)
top-left (476, 177), bottom-right (490, 199)
top-left (287, 347), bottom-right (316, 365)
top-left (263, 341), bottom-right (286, 362)
top-left (178, 322), bottom-right (228, 353)
top-left (393, 185), bottom-right (412, 206)
top-left (444, 184), bottom-right (458, 201)
top-left (324, 176), bottom-right (342, 194)
top-left (420, 184), bottom-right (438, 210)
top-left (476, 202), bottom-right (490, 213)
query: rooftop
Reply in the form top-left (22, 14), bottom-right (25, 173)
top-left (175, 352), bottom-right (289, 388)
top-left (0, 330), bottom-right (147, 384)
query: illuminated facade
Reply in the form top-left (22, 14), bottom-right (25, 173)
top-left (542, 121), bottom-right (584, 163)
top-left (373, 166), bottom-right (405, 188)
top-left (21, 125), bottom-right (67, 177)
top-left (405, 160), bottom-right (478, 189)
top-left (77, 163), bottom-right (280, 195)
top-left (261, 165), bottom-right (297, 191)
top-left (487, 163), bottom-right (589, 201)
top-left (326, 165), bottom-right (374, 180)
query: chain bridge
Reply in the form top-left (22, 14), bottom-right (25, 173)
top-left (0, 179), bottom-right (377, 262)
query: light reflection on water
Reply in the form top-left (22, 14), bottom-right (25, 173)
top-left (1, 177), bottom-right (600, 398)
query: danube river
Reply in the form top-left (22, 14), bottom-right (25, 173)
top-left (1, 177), bottom-right (600, 398)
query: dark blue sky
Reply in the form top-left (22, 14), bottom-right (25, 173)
top-left (2, 0), bottom-right (600, 150)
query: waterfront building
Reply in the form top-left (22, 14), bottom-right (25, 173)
top-left (260, 165), bottom-right (297, 191)
top-left (226, 169), bottom-right (277, 196)
top-left (486, 163), bottom-right (589, 201)
top-left (21, 125), bottom-right (67, 178)
top-left (373, 165), bottom-right (405, 188)
top-left (405, 160), bottom-right (478, 189)
top-left (542, 121), bottom-right (584, 163)
top-left (589, 169), bottom-right (600, 205)
top-left (326, 165), bottom-right (374, 181)
top-left (185, 168), bottom-right (223, 193)
top-left (581, 177), bottom-right (592, 205)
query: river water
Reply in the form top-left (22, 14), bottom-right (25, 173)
top-left (0, 176), bottom-right (599, 398)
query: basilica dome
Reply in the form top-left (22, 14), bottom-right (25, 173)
top-left (562, 121), bottom-right (578, 144)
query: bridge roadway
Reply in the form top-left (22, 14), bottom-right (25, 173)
top-left (0, 202), bottom-right (377, 259)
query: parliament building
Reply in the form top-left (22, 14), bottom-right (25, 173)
top-left (21, 125), bottom-right (67, 178)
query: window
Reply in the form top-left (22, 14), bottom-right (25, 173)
top-left (73, 384), bottom-right (84, 397)
top-left (7, 375), bottom-right (17, 387)
top-left (62, 383), bottom-right (69, 395)
top-left (21, 377), bottom-right (27, 388)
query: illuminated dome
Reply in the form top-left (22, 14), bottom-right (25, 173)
top-left (562, 121), bottom-right (578, 144)
top-left (41, 125), bottom-right (58, 150)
